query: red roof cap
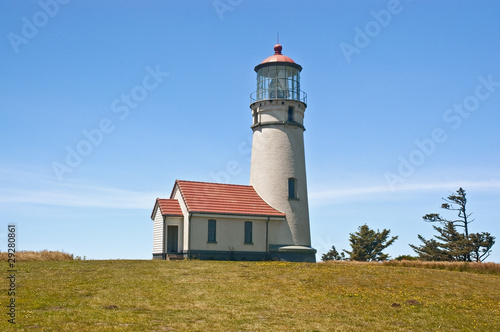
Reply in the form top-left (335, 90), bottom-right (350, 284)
top-left (274, 43), bottom-right (282, 54)
top-left (260, 43), bottom-right (296, 64)
top-left (173, 180), bottom-right (285, 217)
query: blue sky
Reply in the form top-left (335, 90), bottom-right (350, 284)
top-left (1, 0), bottom-right (499, 261)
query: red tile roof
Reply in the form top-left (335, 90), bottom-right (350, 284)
top-left (152, 198), bottom-right (183, 218)
top-left (172, 180), bottom-right (285, 217)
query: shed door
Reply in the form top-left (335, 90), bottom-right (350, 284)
top-left (167, 226), bottom-right (178, 253)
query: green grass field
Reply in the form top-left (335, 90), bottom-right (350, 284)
top-left (1, 259), bottom-right (499, 331)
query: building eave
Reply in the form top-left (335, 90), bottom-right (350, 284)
top-left (190, 211), bottom-right (286, 220)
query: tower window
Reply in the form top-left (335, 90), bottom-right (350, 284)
top-left (288, 178), bottom-right (297, 199)
top-left (208, 219), bottom-right (216, 243)
top-left (244, 221), bottom-right (253, 244)
top-left (253, 111), bottom-right (258, 125)
top-left (288, 106), bottom-right (294, 121)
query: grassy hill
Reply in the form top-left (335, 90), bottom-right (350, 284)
top-left (1, 259), bottom-right (499, 331)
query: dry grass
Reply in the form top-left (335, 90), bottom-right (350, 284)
top-left (383, 260), bottom-right (500, 274)
top-left (0, 250), bottom-right (75, 261)
top-left (0, 259), bottom-right (498, 331)
top-left (322, 259), bottom-right (500, 275)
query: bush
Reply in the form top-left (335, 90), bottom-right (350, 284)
top-left (394, 255), bottom-right (418, 261)
top-left (0, 250), bottom-right (75, 261)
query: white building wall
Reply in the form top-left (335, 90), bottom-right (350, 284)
top-left (189, 215), bottom-right (268, 252)
top-left (171, 186), bottom-right (190, 252)
top-left (267, 219), bottom-right (293, 245)
top-left (152, 208), bottom-right (164, 254)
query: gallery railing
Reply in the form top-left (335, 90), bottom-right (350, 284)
top-left (250, 89), bottom-right (307, 104)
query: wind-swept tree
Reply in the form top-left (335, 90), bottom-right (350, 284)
top-left (423, 187), bottom-right (472, 236)
top-left (411, 188), bottom-right (495, 262)
top-left (343, 224), bottom-right (398, 261)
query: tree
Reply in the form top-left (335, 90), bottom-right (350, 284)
top-left (423, 187), bottom-right (472, 236)
top-left (411, 188), bottom-right (495, 262)
top-left (321, 245), bottom-right (345, 261)
top-left (469, 232), bottom-right (495, 262)
top-left (343, 224), bottom-right (398, 261)
top-left (409, 235), bottom-right (452, 261)
top-left (432, 221), bottom-right (470, 261)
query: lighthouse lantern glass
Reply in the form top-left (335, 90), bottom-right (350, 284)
top-left (256, 64), bottom-right (300, 101)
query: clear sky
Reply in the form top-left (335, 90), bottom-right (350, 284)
top-left (1, 0), bottom-right (499, 261)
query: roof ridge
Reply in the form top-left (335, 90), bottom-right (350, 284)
top-left (176, 179), bottom-right (254, 188)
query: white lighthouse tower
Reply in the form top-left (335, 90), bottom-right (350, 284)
top-left (249, 43), bottom-right (316, 262)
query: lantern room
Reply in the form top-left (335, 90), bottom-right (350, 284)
top-left (251, 44), bottom-right (307, 103)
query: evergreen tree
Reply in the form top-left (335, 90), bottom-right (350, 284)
top-left (321, 245), bottom-right (345, 261)
top-left (411, 188), bottom-right (495, 262)
top-left (434, 221), bottom-right (471, 261)
top-left (469, 232), bottom-right (495, 262)
top-left (409, 234), bottom-right (452, 261)
top-left (343, 224), bottom-right (398, 261)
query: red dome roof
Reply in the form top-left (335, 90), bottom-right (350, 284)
top-left (260, 43), bottom-right (296, 64)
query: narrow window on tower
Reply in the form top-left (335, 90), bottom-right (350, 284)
top-left (208, 219), bottom-right (216, 243)
top-left (288, 178), bottom-right (297, 199)
top-left (244, 221), bottom-right (253, 244)
top-left (253, 111), bottom-right (258, 125)
top-left (288, 106), bottom-right (294, 122)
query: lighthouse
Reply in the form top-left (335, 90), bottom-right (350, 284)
top-left (150, 43), bottom-right (316, 262)
top-left (249, 43), bottom-right (316, 262)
